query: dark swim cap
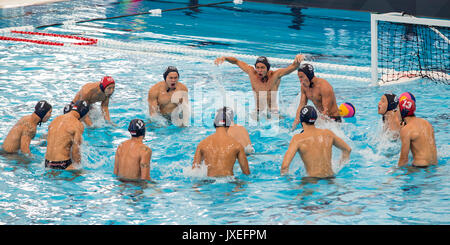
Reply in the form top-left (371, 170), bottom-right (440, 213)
top-left (214, 107), bottom-right (234, 128)
top-left (71, 100), bottom-right (89, 119)
top-left (34, 100), bottom-right (52, 124)
top-left (128, 119), bottom-right (146, 137)
top-left (163, 66), bottom-right (179, 81)
top-left (255, 56), bottom-right (271, 71)
top-left (298, 63), bottom-right (315, 84)
top-left (384, 93), bottom-right (399, 112)
top-left (300, 105), bottom-right (318, 125)
top-left (63, 102), bottom-right (73, 114)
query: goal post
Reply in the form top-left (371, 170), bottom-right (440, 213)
top-left (371, 12), bottom-right (450, 86)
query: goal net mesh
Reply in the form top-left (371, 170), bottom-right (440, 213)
top-left (377, 20), bottom-right (449, 84)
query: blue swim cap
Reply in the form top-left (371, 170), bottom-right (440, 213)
top-left (71, 100), bottom-right (89, 119)
top-left (300, 105), bottom-right (317, 125)
top-left (128, 119), bottom-right (146, 137)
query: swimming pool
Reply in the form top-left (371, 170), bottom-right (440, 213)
top-left (0, 0), bottom-right (449, 225)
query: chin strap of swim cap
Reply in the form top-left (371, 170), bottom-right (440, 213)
top-left (34, 100), bottom-right (52, 126)
top-left (99, 76), bottom-right (115, 93)
top-left (128, 119), bottom-right (146, 137)
top-left (298, 64), bottom-right (315, 87)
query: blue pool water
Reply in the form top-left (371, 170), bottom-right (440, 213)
top-left (0, 0), bottom-right (449, 225)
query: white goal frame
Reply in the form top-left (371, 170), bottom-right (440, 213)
top-left (371, 12), bottom-right (450, 86)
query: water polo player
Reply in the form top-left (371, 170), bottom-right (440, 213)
top-left (378, 93), bottom-right (401, 134)
top-left (192, 107), bottom-right (250, 177)
top-left (214, 54), bottom-right (304, 116)
top-left (292, 63), bottom-right (341, 130)
top-left (45, 100), bottom-right (89, 170)
top-left (397, 98), bottom-right (437, 167)
top-left (67, 76), bottom-right (116, 127)
top-left (2, 100), bottom-right (52, 155)
top-left (282, 105), bottom-right (351, 177)
top-left (114, 119), bottom-right (152, 181)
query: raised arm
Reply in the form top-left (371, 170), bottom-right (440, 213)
top-left (398, 128), bottom-right (411, 167)
top-left (281, 137), bottom-right (299, 175)
top-left (139, 146), bottom-right (152, 180)
top-left (273, 54), bottom-right (304, 79)
top-left (214, 56), bottom-right (254, 75)
top-left (237, 145), bottom-right (250, 175)
top-left (291, 87), bottom-right (308, 131)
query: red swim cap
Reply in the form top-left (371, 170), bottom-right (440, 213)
top-left (100, 76), bottom-right (115, 92)
top-left (399, 98), bottom-right (416, 118)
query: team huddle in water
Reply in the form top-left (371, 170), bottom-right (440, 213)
top-left (0, 53), bottom-right (438, 180)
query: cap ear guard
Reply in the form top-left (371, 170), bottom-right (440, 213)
top-left (71, 100), bottom-right (89, 119)
top-left (214, 107), bottom-right (234, 127)
top-left (34, 100), bottom-right (52, 125)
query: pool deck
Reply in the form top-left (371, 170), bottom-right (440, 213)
top-left (0, 0), bottom-right (66, 9)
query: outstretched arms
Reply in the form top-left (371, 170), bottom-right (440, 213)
top-left (215, 56), bottom-right (254, 74)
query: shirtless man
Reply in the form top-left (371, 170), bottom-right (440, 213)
top-left (281, 105), bottom-right (351, 178)
top-left (292, 64), bottom-right (340, 130)
top-left (397, 98), bottom-right (437, 167)
top-left (2, 100), bottom-right (52, 156)
top-left (192, 107), bottom-right (250, 177)
top-left (224, 108), bottom-right (255, 154)
top-left (45, 100), bottom-right (89, 170)
top-left (214, 54), bottom-right (303, 115)
top-left (114, 119), bottom-right (151, 181)
top-left (378, 93), bottom-right (401, 134)
top-left (68, 76), bottom-right (115, 127)
top-left (147, 66), bottom-right (189, 126)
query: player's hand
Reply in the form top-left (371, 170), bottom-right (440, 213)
top-left (214, 57), bottom-right (226, 66)
top-left (295, 54), bottom-right (305, 64)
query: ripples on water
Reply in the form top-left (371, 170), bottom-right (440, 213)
top-left (0, 0), bottom-right (449, 225)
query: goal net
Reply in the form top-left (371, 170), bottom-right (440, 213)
top-left (371, 13), bottom-right (450, 85)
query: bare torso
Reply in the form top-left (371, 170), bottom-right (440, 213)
top-left (72, 82), bottom-right (107, 105)
top-left (302, 78), bottom-right (340, 117)
top-left (195, 132), bottom-right (245, 177)
top-left (248, 71), bottom-right (281, 113)
top-left (294, 128), bottom-right (335, 178)
top-left (148, 81), bottom-right (188, 116)
top-left (115, 139), bottom-right (151, 180)
top-left (45, 113), bottom-right (84, 170)
top-left (227, 124), bottom-right (252, 148)
top-left (401, 117), bottom-right (437, 166)
top-left (2, 115), bottom-right (36, 153)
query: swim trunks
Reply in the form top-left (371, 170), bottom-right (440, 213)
top-left (45, 159), bottom-right (72, 169)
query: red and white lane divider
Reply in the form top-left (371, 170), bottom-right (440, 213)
top-left (0, 30), bottom-right (97, 46)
